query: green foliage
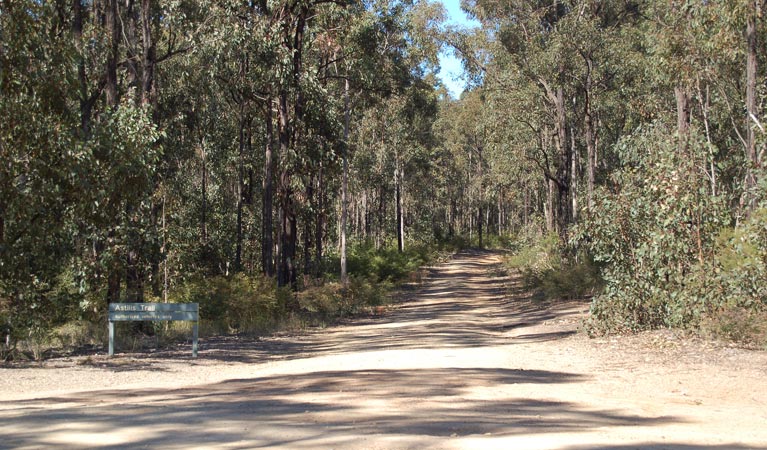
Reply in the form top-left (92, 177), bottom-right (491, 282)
top-left (173, 274), bottom-right (290, 335)
top-left (707, 208), bottom-right (767, 311)
top-left (696, 205), bottom-right (767, 345)
top-left (506, 227), bottom-right (601, 301)
top-left (298, 275), bottom-right (390, 323)
top-left (574, 125), bottom-right (731, 333)
top-left (341, 243), bottom-right (435, 282)
top-left (481, 234), bottom-right (514, 250)
top-left (701, 308), bottom-right (767, 348)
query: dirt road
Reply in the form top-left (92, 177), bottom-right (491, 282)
top-left (2, 250), bottom-right (766, 449)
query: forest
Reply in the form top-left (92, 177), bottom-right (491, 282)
top-left (1, 0), bottom-right (765, 359)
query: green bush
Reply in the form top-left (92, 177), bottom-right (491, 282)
top-left (173, 274), bottom-right (291, 335)
top-left (297, 275), bottom-right (391, 324)
top-left (482, 233), bottom-right (514, 250)
top-left (700, 308), bottom-right (767, 348)
top-left (574, 125), bottom-right (731, 333)
top-left (506, 229), bottom-right (602, 301)
top-left (1, 268), bottom-right (87, 360)
top-left (707, 208), bottom-right (767, 311)
top-left (342, 243), bottom-right (434, 282)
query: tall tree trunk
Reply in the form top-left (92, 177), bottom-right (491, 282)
top-left (744, 3), bottom-right (759, 211)
top-left (140, 0), bottom-right (155, 106)
top-left (262, 101), bottom-right (275, 276)
top-left (105, 0), bottom-right (120, 305)
top-left (477, 142), bottom-right (484, 248)
top-left (150, 202), bottom-right (162, 297)
top-left (497, 194), bottom-right (502, 236)
top-left (277, 91), bottom-right (296, 288)
top-left (235, 117), bottom-right (245, 272)
top-left (201, 141), bottom-right (208, 244)
top-left (162, 195), bottom-right (168, 302)
top-left (105, 0), bottom-right (119, 108)
top-left (546, 178), bottom-right (555, 233)
top-left (523, 187), bottom-right (529, 229)
top-left (675, 85), bottom-right (691, 153)
top-left (361, 190), bottom-right (368, 240)
top-left (341, 78), bottom-right (350, 283)
top-left (477, 204), bottom-right (483, 248)
top-left (303, 174), bottom-right (314, 276)
top-left (571, 121), bottom-right (578, 224)
top-left (584, 56), bottom-right (596, 212)
top-left (122, 0), bottom-right (157, 309)
top-left (376, 185), bottom-right (385, 250)
top-left (275, 5), bottom-right (307, 290)
top-left (395, 160), bottom-right (404, 253)
top-left (449, 197), bottom-right (456, 237)
top-left (554, 87), bottom-right (571, 237)
top-left (73, 0), bottom-right (96, 135)
top-left (314, 160), bottom-right (324, 277)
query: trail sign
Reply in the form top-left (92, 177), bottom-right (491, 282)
top-left (108, 303), bottom-right (199, 357)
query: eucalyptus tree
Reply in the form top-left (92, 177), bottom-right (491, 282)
top-left (331, 0), bottom-right (444, 261)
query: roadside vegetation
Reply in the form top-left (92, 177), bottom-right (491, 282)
top-left (2, 1), bottom-right (766, 360)
top-left (1, 242), bottom-right (459, 361)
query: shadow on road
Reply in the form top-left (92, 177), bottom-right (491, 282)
top-left (3, 250), bottom-right (742, 449)
top-left (1, 367), bottom-right (682, 449)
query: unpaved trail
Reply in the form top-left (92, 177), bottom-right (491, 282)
top-left (1, 250), bottom-right (766, 449)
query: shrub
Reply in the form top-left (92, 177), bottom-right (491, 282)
top-left (700, 308), bottom-right (767, 348)
top-left (506, 229), bottom-right (602, 301)
top-left (343, 243), bottom-right (434, 282)
top-left (574, 125), bottom-right (731, 333)
top-left (297, 275), bottom-right (392, 324)
top-left (173, 274), bottom-right (291, 335)
top-left (707, 208), bottom-right (767, 311)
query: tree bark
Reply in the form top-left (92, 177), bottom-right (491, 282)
top-left (201, 140), bottom-right (208, 244)
top-left (105, 0), bottom-right (119, 108)
top-left (105, 0), bottom-right (120, 305)
top-left (314, 160), bottom-right (324, 277)
top-left (477, 204), bottom-right (483, 248)
top-left (744, 3), bottom-right (759, 211)
top-left (73, 0), bottom-right (97, 135)
top-left (571, 120), bottom-right (578, 224)
top-left (277, 91), bottom-right (296, 288)
top-left (140, 0), bottom-right (155, 105)
top-left (395, 160), bottom-right (405, 253)
top-left (675, 85), bottom-right (691, 153)
top-left (262, 101), bottom-right (275, 276)
top-left (341, 78), bottom-right (349, 283)
top-left (376, 185), bottom-right (385, 250)
top-left (235, 117), bottom-right (245, 272)
top-left (554, 87), bottom-right (571, 236)
top-left (303, 174), bottom-right (314, 276)
top-left (584, 56), bottom-right (596, 212)
top-left (477, 142), bottom-right (484, 248)
top-left (546, 178), bottom-right (555, 233)
top-left (497, 194), bottom-right (502, 236)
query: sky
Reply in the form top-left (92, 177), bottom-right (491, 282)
top-left (434, 0), bottom-right (480, 98)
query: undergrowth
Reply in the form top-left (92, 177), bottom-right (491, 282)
top-left (504, 222), bottom-right (602, 302)
top-left (3, 241), bottom-right (449, 361)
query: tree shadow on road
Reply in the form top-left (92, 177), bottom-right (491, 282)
top-left (0, 367), bottom-right (685, 449)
